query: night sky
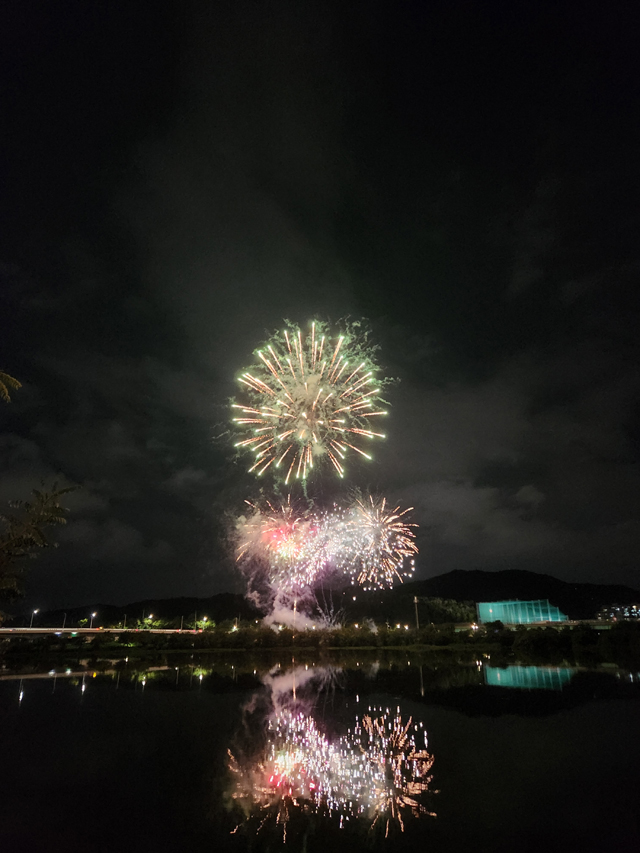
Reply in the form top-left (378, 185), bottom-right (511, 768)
top-left (2, 1), bottom-right (639, 609)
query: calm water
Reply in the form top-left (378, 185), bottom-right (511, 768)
top-left (0, 652), bottom-right (639, 853)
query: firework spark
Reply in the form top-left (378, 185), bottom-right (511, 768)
top-left (233, 321), bottom-right (388, 482)
top-left (339, 706), bottom-right (437, 836)
top-left (228, 670), bottom-right (437, 841)
top-left (234, 497), bottom-right (326, 592)
top-left (234, 494), bottom-right (418, 601)
top-left (335, 495), bottom-right (418, 589)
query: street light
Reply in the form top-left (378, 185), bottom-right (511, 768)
top-left (29, 609), bottom-right (39, 629)
top-left (90, 612), bottom-right (97, 629)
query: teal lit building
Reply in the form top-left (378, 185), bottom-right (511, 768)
top-left (485, 665), bottom-right (574, 690)
top-left (477, 599), bottom-right (567, 624)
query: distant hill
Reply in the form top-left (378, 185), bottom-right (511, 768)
top-left (9, 569), bottom-right (640, 628)
top-left (338, 569), bottom-right (640, 622)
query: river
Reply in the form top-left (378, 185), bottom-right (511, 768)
top-left (0, 651), bottom-right (638, 852)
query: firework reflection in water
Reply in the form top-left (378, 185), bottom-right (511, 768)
top-left (228, 666), bottom-right (345, 841)
top-left (228, 666), bottom-right (436, 841)
top-left (339, 705), bottom-right (437, 837)
top-left (229, 709), bottom-right (339, 841)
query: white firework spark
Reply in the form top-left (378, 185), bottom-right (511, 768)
top-left (233, 321), bottom-right (388, 482)
top-left (339, 706), bottom-right (437, 836)
top-left (333, 495), bottom-right (418, 589)
top-left (234, 497), bottom-right (326, 592)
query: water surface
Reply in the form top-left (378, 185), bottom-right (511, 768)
top-left (0, 653), bottom-right (638, 852)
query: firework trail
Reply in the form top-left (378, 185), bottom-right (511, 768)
top-left (233, 320), bottom-right (388, 482)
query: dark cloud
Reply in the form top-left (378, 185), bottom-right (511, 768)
top-left (1, 1), bottom-right (639, 607)
top-left (383, 329), bottom-right (640, 584)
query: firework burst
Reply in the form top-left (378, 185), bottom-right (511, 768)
top-left (233, 320), bottom-right (389, 482)
top-left (234, 497), bottom-right (326, 592)
top-left (233, 494), bottom-right (418, 599)
top-left (337, 495), bottom-right (418, 589)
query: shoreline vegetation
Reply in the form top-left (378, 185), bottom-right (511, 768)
top-left (2, 620), bottom-right (640, 666)
top-left (3, 648), bottom-right (638, 723)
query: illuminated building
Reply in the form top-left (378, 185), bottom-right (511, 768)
top-left (596, 603), bottom-right (640, 621)
top-left (477, 599), bottom-right (567, 625)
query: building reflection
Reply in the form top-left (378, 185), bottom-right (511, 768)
top-left (485, 665), bottom-right (575, 690)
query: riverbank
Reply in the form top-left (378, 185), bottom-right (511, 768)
top-left (2, 619), bottom-right (640, 666)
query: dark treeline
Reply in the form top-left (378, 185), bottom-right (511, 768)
top-left (4, 620), bottom-right (640, 665)
top-left (5, 594), bottom-right (472, 629)
top-left (8, 569), bottom-right (639, 629)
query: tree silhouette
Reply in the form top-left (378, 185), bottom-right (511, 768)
top-left (0, 484), bottom-right (76, 597)
top-left (0, 370), bottom-right (21, 403)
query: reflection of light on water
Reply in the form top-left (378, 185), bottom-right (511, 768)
top-left (485, 665), bottom-right (575, 690)
top-left (229, 708), bottom-right (343, 842)
top-left (228, 667), bottom-right (437, 841)
top-left (339, 706), bottom-right (436, 837)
